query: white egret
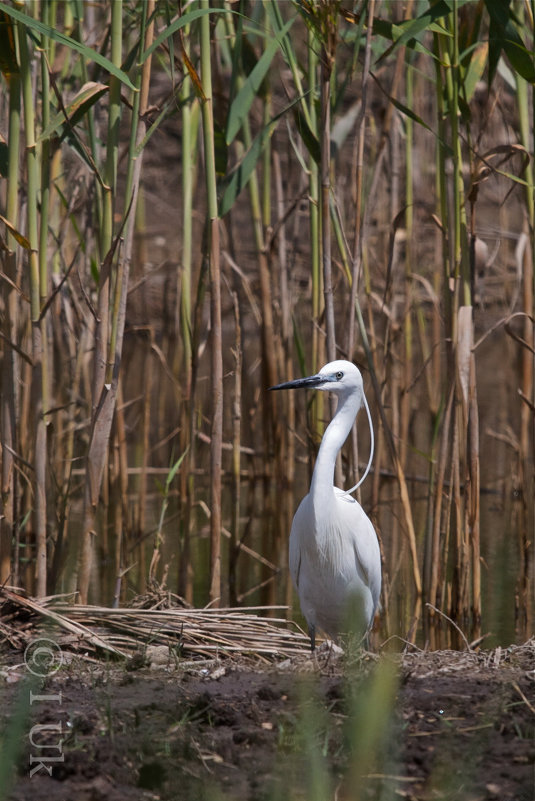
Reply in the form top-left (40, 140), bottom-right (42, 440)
top-left (270, 360), bottom-right (381, 650)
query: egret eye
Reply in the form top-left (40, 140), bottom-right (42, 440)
top-left (335, 371), bottom-right (343, 380)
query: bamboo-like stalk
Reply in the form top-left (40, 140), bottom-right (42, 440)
top-left (0, 55), bottom-right (21, 586)
top-left (199, 0), bottom-right (224, 604)
top-left (180, 89), bottom-right (195, 377)
top-left (513, 5), bottom-right (534, 635)
top-left (177, 21), bottom-right (200, 603)
top-left (304, 21), bottom-right (327, 472)
top-left (401, 56), bottom-right (414, 473)
top-left (229, 290), bottom-right (242, 606)
top-left (308, 29), bottom-right (322, 380)
top-left (38, 2), bottom-right (52, 412)
top-left (273, 149), bottom-right (295, 609)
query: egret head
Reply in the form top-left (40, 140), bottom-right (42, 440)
top-left (270, 360), bottom-right (363, 397)
top-left (270, 360), bottom-right (374, 494)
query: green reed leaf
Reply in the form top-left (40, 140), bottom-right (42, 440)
top-left (225, 16), bottom-right (294, 145)
top-left (0, 2), bottom-right (137, 90)
top-left (38, 82), bottom-right (109, 141)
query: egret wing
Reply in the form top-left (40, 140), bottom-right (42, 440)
top-left (334, 489), bottom-right (381, 622)
top-left (351, 514), bottom-right (381, 619)
top-left (289, 495), bottom-right (310, 590)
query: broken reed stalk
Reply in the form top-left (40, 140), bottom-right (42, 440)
top-left (199, 0), bottom-right (223, 604)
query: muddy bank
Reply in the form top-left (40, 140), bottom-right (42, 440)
top-left (1, 642), bottom-right (533, 801)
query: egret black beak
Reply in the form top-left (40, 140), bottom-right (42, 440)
top-left (269, 373), bottom-right (335, 391)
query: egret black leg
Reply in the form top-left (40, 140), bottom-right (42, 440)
top-left (309, 625), bottom-right (316, 652)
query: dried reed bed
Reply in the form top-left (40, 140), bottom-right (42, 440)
top-left (0, 588), bottom-right (311, 662)
top-left (2, 586), bottom-right (533, 684)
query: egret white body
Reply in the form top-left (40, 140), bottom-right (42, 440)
top-left (270, 360), bottom-right (381, 649)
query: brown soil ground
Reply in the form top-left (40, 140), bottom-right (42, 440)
top-left (1, 642), bottom-right (534, 801)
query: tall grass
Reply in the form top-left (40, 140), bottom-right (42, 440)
top-left (0, 0), bottom-right (532, 645)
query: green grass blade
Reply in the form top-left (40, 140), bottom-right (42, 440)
top-left (166, 448), bottom-right (189, 489)
top-left (0, 677), bottom-right (38, 801)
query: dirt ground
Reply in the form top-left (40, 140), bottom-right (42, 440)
top-left (1, 641), bottom-right (534, 801)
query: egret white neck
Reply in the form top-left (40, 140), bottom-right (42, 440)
top-left (310, 391), bottom-right (362, 502)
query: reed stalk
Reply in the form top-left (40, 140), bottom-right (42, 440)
top-left (123, 0), bottom-right (156, 598)
top-left (178, 19), bottom-right (200, 604)
top-left (514, 5), bottom-right (534, 633)
top-left (273, 149), bottom-right (295, 608)
top-left (348, 0), bottom-right (374, 357)
top-left (303, 20), bottom-right (327, 461)
top-left (319, 9), bottom-right (336, 366)
top-left (401, 55), bottom-right (413, 472)
top-left (227, 4), bottom-right (281, 603)
top-left (78, 0), bottom-right (124, 603)
top-left (427, 5), bottom-right (482, 640)
top-left (0, 40), bottom-right (21, 586)
top-left (17, 17), bottom-right (48, 597)
top-left (199, 0), bottom-right (224, 604)
top-left (308, 29), bottom-right (322, 378)
top-left (229, 290), bottom-right (242, 605)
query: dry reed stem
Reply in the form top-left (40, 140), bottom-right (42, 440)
top-left (2, 589), bottom-right (126, 657)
